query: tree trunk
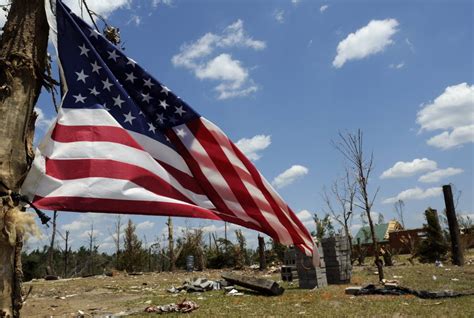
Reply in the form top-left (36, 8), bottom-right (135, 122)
top-left (0, 0), bottom-right (48, 317)
top-left (47, 211), bottom-right (58, 275)
top-left (442, 185), bottom-right (464, 266)
top-left (344, 223), bottom-right (353, 263)
top-left (167, 217), bottom-right (175, 271)
top-left (64, 231), bottom-right (69, 278)
top-left (258, 235), bottom-right (266, 271)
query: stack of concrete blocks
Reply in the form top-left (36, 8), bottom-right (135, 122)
top-left (294, 245), bottom-right (327, 289)
top-left (281, 248), bottom-right (298, 282)
top-left (321, 235), bottom-right (352, 284)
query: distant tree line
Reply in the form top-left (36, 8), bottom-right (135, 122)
top-left (21, 218), bottom-right (288, 281)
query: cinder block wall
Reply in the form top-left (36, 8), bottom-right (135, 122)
top-left (321, 236), bottom-right (352, 284)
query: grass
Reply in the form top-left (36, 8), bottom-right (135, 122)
top-left (22, 251), bottom-right (474, 317)
top-left (127, 252), bottom-right (474, 317)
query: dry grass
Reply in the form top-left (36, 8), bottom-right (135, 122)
top-left (22, 251), bottom-right (474, 317)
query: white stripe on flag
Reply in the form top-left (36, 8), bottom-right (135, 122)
top-left (59, 108), bottom-right (194, 176)
top-left (172, 124), bottom-right (260, 227)
top-left (33, 175), bottom-right (200, 205)
top-left (201, 118), bottom-right (297, 244)
top-left (42, 137), bottom-right (214, 209)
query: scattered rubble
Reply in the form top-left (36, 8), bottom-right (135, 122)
top-left (144, 299), bottom-right (199, 314)
top-left (167, 278), bottom-right (223, 293)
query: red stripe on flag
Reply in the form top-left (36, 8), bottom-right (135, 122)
top-left (51, 124), bottom-right (143, 150)
top-left (230, 142), bottom-right (313, 249)
top-left (156, 159), bottom-right (206, 195)
top-left (185, 119), bottom-right (283, 241)
top-left (33, 195), bottom-right (222, 220)
top-left (45, 158), bottom-right (196, 205)
top-left (165, 127), bottom-right (264, 232)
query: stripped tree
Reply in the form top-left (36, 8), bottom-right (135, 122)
top-left (322, 169), bottom-right (356, 260)
top-left (334, 130), bottom-right (384, 281)
top-left (0, 0), bottom-right (49, 316)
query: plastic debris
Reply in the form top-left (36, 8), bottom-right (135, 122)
top-left (227, 289), bottom-right (244, 296)
top-left (432, 275), bottom-right (437, 280)
top-left (144, 299), bottom-right (199, 314)
top-left (381, 279), bottom-right (399, 287)
top-left (435, 260), bottom-right (444, 267)
top-left (354, 284), bottom-right (474, 299)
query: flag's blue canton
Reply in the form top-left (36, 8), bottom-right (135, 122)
top-left (56, 2), bottom-right (199, 147)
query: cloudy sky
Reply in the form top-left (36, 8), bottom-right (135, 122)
top-left (4, 0), bottom-right (472, 252)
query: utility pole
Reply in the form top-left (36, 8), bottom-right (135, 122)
top-left (0, 1), bottom-right (49, 317)
top-left (443, 185), bottom-right (464, 266)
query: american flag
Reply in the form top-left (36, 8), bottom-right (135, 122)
top-left (22, 0), bottom-right (314, 255)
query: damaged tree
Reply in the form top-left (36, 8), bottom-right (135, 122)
top-left (0, 0), bottom-right (49, 316)
top-left (334, 130), bottom-right (384, 281)
top-left (322, 169), bottom-right (356, 260)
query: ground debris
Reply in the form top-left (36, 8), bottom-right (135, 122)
top-left (222, 272), bottom-right (284, 296)
top-left (144, 299), bottom-right (199, 314)
top-left (355, 284), bottom-right (474, 299)
top-left (167, 277), bottom-right (223, 293)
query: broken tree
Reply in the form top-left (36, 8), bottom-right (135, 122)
top-left (0, 0), bottom-right (49, 317)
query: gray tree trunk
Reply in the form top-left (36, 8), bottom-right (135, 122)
top-left (0, 0), bottom-right (48, 316)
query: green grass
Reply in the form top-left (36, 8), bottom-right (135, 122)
top-left (130, 252), bottom-right (474, 317)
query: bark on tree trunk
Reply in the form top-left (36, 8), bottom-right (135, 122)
top-left (47, 211), bottom-right (57, 275)
top-left (167, 217), bottom-right (175, 272)
top-left (0, 0), bottom-right (49, 316)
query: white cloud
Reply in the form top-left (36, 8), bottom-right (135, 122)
top-left (272, 165), bottom-right (309, 189)
top-left (297, 210), bottom-right (313, 221)
top-left (136, 220), bottom-right (155, 230)
top-left (417, 83), bottom-right (473, 131)
top-left (405, 38), bottom-right (415, 52)
top-left (62, 220), bottom-right (89, 232)
top-left (151, 0), bottom-right (173, 7)
top-left (196, 53), bottom-right (247, 83)
top-left (34, 107), bottom-right (55, 131)
top-left (235, 134), bottom-right (271, 161)
top-left (380, 158), bottom-right (437, 179)
top-left (274, 10), bottom-right (285, 23)
top-left (320, 5), bottom-right (329, 13)
top-left (172, 19), bottom-right (264, 99)
top-left (382, 187), bottom-right (442, 204)
top-left (127, 14), bottom-right (141, 26)
top-left (79, 229), bottom-right (103, 239)
top-left (417, 83), bottom-right (474, 149)
top-left (333, 18), bottom-right (399, 68)
top-left (389, 62), bottom-right (404, 69)
top-left (418, 167), bottom-right (463, 183)
top-left (63, 0), bottom-right (131, 18)
top-left (426, 125), bottom-right (474, 149)
top-left (291, 0), bottom-right (301, 5)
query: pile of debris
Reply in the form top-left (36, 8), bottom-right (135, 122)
top-left (167, 278), bottom-right (223, 293)
top-left (166, 273), bottom-right (284, 296)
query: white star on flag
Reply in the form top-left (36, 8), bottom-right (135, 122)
top-left (123, 111), bottom-right (136, 125)
top-left (75, 69), bottom-right (89, 83)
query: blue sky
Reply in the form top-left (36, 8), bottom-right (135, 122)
top-left (3, 0), bottom-right (471, 252)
